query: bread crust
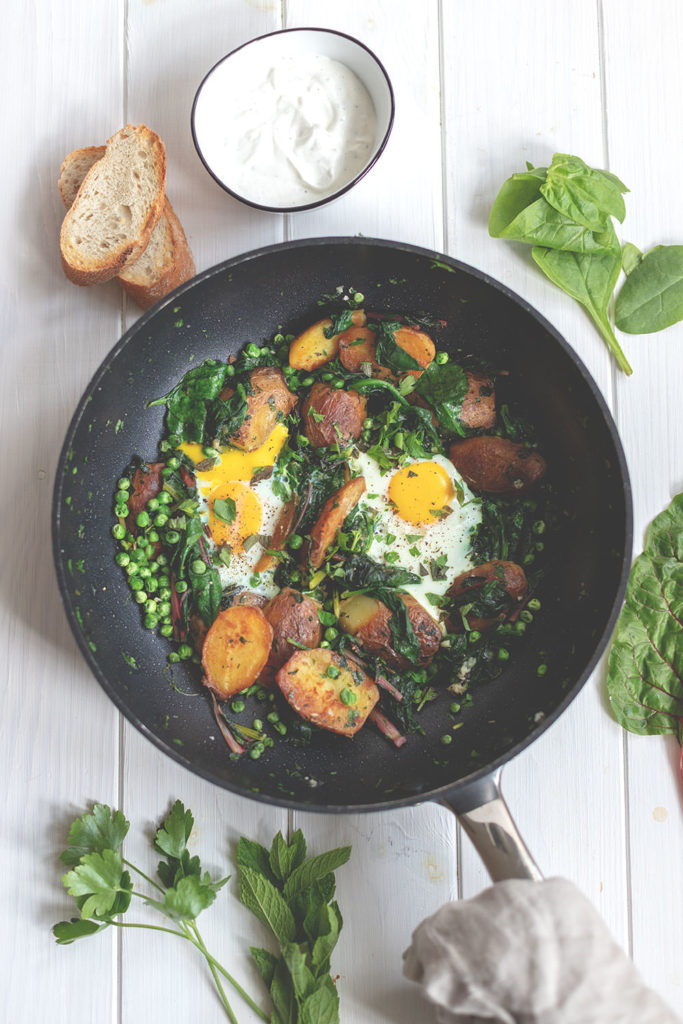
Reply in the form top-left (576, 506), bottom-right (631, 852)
top-left (59, 124), bottom-right (167, 286)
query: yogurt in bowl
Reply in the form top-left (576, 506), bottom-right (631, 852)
top-left (191, 28), bottom-right (394, 212)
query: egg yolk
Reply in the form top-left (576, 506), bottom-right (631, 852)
top-left (179, 422), bottom-right (288, 494)
top-left (388, 461), bottom-right (455, 526)
top-left (208, 481), bottom-right (262, 550)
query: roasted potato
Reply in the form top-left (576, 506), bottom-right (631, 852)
top-left (392, 326), bottom-right (435, 376)
top-left (461, 372), bottom-right (496, 430)
top-left (308, 476), bottom-right (366, 569)
top-left (221, 367), bottom-right (297, 452)
top-left (202, 605), bottom-right (273, 699)
top-left (301, 381), bottom-right (367, 448)
top-left (231, 591), bottom-right (268, 608)
top-left (288, 310), bottom-right (367, 371)
top-left (337, 322), bottom-right (434, 378)
top-left (254, 496), bottom-right (298, 574)
top-left (448, 559), bottom-right (528, 632)
top-left (126, 461), bottom-right (164, 525)
top-left (276, 648), bottom-right (379, 736)
top-left (338, 592), bottom-right (442, 670)
top-left (449, 436), bottom-right (546, 494)
top-left (263, 588), bottom-right (323, 671)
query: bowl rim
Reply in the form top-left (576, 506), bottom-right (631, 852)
top-left (190, 26), bottom-right (396, 213)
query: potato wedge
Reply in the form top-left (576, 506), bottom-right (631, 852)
top-left (202, 605), bottom-right (273, 699)
top-left (276, 648), bottom-right (379, 736)
top-left (254, 496), bottom-right (297, 573)
top-left (289, 310), bottom-right (367, 371)
top-left (449, 436), bottom-right (546, 494)
top-left (308, 476), bottom-right (366, 569)
top-left (448, 559), bottom-right (528, 632)
top-left (302, 381), bottom-right (367, 448)
top-left (338, 592), bottom-right (441, 670)
top-left (461, 372), bottom-right (496, 430)
top-left (263, 588), bottom-right (322, 671)
top-left (126, 461), bottom-right (164, 525)
top-left (393, 326), bottom-right (435, 376)
top-left (337, 325), bottom-right (387, 375)
top-left (221, 367), bottom-right (297, 452)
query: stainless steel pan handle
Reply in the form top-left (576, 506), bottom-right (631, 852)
top-left (440, 768), bottom-right (543, 882)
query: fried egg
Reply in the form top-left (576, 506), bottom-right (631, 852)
top-left (179, 423), bottom-right (289, 597)
top-left (349, 451), bottom-right (482, 618)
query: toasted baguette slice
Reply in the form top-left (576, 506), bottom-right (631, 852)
top-left (60, 124), bottom-right (166, 285)
top-left (59, 145), bottom-right (195, 308)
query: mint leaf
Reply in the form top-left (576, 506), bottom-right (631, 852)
top-left (283, 847), bottom-right (351, 900)
top-left (270, 959), bottom-right (297, 1024)
top-left (155, 800), bottom-right (194, 859)
top-left (269, 830), bottom-right (306, 882)
top-left (239, 866), bottom-right (296, 945)
top-left (52, 918), bottom-right (110, 944)
top-left (282, 942), bottom-right (316, 999)
top-left (310, 903), bottom-right (342, 974)
top-left (62, 850), bottom-right (132, 919)
top-left (60, 804), bottom-right (130, 865)
top-left (237, 836), bottom-right (276, 882)
top-left (300, 978), bottom-right (340, 1024)
top-left (250, 946), bottom-right (279, 988)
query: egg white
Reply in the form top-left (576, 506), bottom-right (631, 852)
top-left (349, 452), bottom-right (482, 618)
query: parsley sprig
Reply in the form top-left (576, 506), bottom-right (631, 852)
top-left (53, 802), bottom-right (351, 1024)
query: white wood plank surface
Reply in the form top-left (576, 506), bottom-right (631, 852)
top-left (1, 0), bottom-right (681, 1021)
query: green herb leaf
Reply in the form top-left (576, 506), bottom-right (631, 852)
top-left (213, 496), bottom-right (237, 524)
top-left (148, 360), bottom-right (229, 443)
top-left (239, 866), bottom-right (297, 945)
top-left (615, 245), bottom-right (683, 334)
top-left (250, 946), bottom-right (279, 988)
top-left (52, 918), bottom-right (110, 944)
top-left (607, 493), bottom-right (683, 740)
top-left (540, 153), bottom-right (628, 231)
top-left (300, 979), bottom-right (340, 1024)
top-left (146, 873), bottom-right (221, 921)
top-left (531, 246), bottom-right (632, 375)
top-left (490, 185), bottom-right (620, 254)
top-left (60, 803), bottom-right (130, 865)
top-left (374, 321), bottom-right (422, 373)
top-left (282, 847), bottom-right (351, 900)
top-left (62, 850), bottom-right (132, 920)
top-left (237, 836), bottom-right (277, 882)
top-left (323, 309), bottom-right (354, 338)
top-left (155, 800), bottom-right (194, 859)
top-left (282, 941), bottom-right (316, 999)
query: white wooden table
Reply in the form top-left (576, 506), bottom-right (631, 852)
top-left (3, 2), bottom-right (682, 1020)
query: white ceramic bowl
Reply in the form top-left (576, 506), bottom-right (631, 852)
top-left (191, 27), bottom-right (395, 213)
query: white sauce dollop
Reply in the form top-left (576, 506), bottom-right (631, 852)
top-left (212, 55), bottom-right (377, 207)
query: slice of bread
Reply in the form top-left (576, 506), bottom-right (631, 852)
top-left (59, 124), bottom-right (167, 286)
top-left (59, 142), bottom-right (195, 308)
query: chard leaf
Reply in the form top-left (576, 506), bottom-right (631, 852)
top-left (607, 494), bottom-right (683, 741)
top-left (148, 360), bottom-right (229, 443)
top-left (62, 850), bottom-right (132, 920)
top-left (60, 804), bottom-right (130, 865)
top-left (239, 866), bottom-right (297, 945)
top-left (52, 918), bottom-right (110, 944)
top-left (615, 245), bottom-right (683, 334)
top-left (531, 246), bottom-right (632, 375)
top-left (283, 847), bottom-right (351, 900)
top-left (540, 153), bottom-right (628, 231)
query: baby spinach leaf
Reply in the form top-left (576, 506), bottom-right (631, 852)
top-left (488, 171), bottom-right (546, 237)
top-left (490, 194), bottom-right (619, 254)
top-left (621, 242), bottom-right (643, 277)
top-left (414, 360), bottom-right (469, 434)
top-left (607, 493), bottom-right (683, 742)
top-left (615, 244), bottom-right (683, 334)
top-left (531, 246), bottom-right (632, 375)
top-left (148, 360), bottom-right (229, 443)
top-left (374, 321), bottom-right (422, 373)
top-left (540, 153), bottom-right (628, 232)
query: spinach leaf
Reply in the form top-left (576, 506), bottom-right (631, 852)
top-left (540, 153), bottom-right (628, 232)
top-left (339, 553), bottom-right (421, 591)
top-left (621, 242), bottom-right (643, 277)
top-left (488, 170), bottom-right (546, 237)
top-left (206, 384), bottom-right (248, 445)
top-left (531, 246), bottom-right (632, 375)
top-left (607, 493), bottom-right (683, 742)
top-left (614, 245), bottom-right (683, 334)
top-left (148, 360), bottom-right (229, 443)
top-left (414, 360), bottom-right (469, 434)
top-left (490, 194), bottom-right (619, 254)
top-left (373, 321), bottom-right (422, 373)
top-left (323, 310), bottom-right (354, 338)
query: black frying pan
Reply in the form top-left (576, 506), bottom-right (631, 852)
top-left (53, 238), bottom-right (632, 880)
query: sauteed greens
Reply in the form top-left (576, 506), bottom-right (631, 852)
top-left (111, 297), bottom-right (549, 756)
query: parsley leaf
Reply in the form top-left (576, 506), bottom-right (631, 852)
top-left (212, 497), bottom-right (237, 524)
top-left (60, 803), bottom-right (130, 865)
top-left (62, 850), bottom-right (132, 920)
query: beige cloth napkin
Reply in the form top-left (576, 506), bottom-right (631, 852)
top-left (403, 878), bottom-right (679, 1024)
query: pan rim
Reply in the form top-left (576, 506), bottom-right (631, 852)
top-left (52, 235), bottom-right (633, 813)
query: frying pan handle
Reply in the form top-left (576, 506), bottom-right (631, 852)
top-left (440, 769), bottom-right (543, 882)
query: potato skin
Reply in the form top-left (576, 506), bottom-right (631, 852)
top-left (202, 605), bottom-right (274, 698)
top-left (308, 476), bottom-right (366, 569)
top-left (461, 372), bottom-right (496, 430)
top-left (449, 436), bottom-right (546, 494)
top-left (289, 310), bottom-right (366, 371)
top-left (254, 497), bottom-right (297, 574)
top-left (276, 648), bottom-right (379, 737)
top-left (339, 593), bottom-right (442, 670)
top-left (337, 322), bottom-right (434, 378)
top-left (301, 381), bottom-right (367, 448)
top-left (126, 461), bottom-right (164, 527)
top-left (263, 588), bottom-right (322, 671)
top-left (221, 367), bottom-right (297, 452)
top-left (448, 559), bottom-right (528, 632)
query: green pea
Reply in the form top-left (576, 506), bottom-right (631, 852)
top-left (300, 376), bottom-right (315, 387)
top-left (326, 665), bottom-right (341, 679)
top-left (203, 446), bottom-right (220, 458)
top-left (231, 700), bottom-right (245, 713)
top-left (334, 379), bottom-right (345, 389)
top-left (469, 630), bottom-right (481, 643)
top-left (449, 702), bottom-right (461, 714)
top-left (192, 559), bottom-right (207, 575)
top-left (136, 511), bottom-right (150, 528)
top-left (112, 523), bottom-right (126, 540)
top-left (160, 623), bottom-right (174, 637)
top-left (497, 648), bottom-right (510, 661)
top-left (167, 457), bottom-right (180, 470)
top-left (528, 598), bottom-right (541, 611)
top-left (178, 644), bottom-right (193, 660)
top-left (440, 733), bottom-right (452, 745)
top-left (287, 534), bottom-right (303, 550)
top-left (537, 663), bottom-right (548, 676)
top-left (324, 627), bottom-right (338, 642)
top-left (273, 721), bottom-right (287, 735)
top-left (252, 719), bottom-right (263, 731)
top-left (154, 512), bottom-right (169, 527)
top-left (117, 477), bottom-right (130, 490)
top-left (147, 497), bottom-right (160, 512)
top-left (274, 333), bottom-right (285, 343)
top-left (165, 530), bottom-right (180, 545)
top-left (266, 711), bottom-right (280, 724)
top-left (144, 599), bottom-right (157, 614)
top-left (175, 579), bottom-right (188, 593)
top-left (321, 372), bottom-right (334, 381)
top-left (157, 491), bottom-right (172, 505)
top-left (144, 613), bottom-right (158, 629)
top-left (339, 687), bottom-right (356, 705)
top-left (168, 652), bottom-right (180, 663)
top-left (115, 489), bottom-right (130, 505)
top-left (249, 745), bottom-right (263, 760)
top-left (116, 552), bottom-right (130, 567)
top-left (133, 591), bottom-right (147, 605)
top-left (130, 576), bottom-right (145, 592)
top-left (435, 351), bottom-right (449, 365)
top-left (247, 343), bottom-right (261, 357)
